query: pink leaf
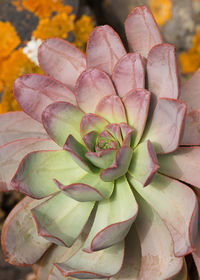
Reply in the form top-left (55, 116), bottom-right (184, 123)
top-left (80, 113), bottom-right (108, 136)
top-left (181, 108), bottom-right (200, 145)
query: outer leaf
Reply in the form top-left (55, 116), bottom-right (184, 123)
top-left (112, 53), bottom-right (144, 98)
top-left (129, 173), bottom-right (198, 257)
top-left (192, 215), bottom-right (200, 278)
top-left (134, 193), bottom-right (183, 280)
top-left (55, 241), bottom-right (124, 279)
top-left (13, 74), bottom-right (77, 122)
top-left (181, 108), bottom-right (200, 145)
top-left (87, 25), bottom-right (126, 75)
top-left (125, 6), bottom-right (162, 58)
top-left (42, 102), bottom-right (84, 146)
top-left (76, 68), bottom-right (116, 113)
top-left (180, 69), bottom-right (200, 112)
top-left (83, 176), bottom-right (138, 252)
top-left (95, 96), bottom-right (127, 124)
top-left (0, 111), bottom-right (48, 146)
top-left (147, 44), bottom-right (179, 105)
top-left (32, 192), bottom-right (94, 247)
top-left (170, 260), bottom-right (187, 280)
top-left (158, 147), bottom-right (200, 188)
top-left (11, 150), bottom-right (87, 198)
top-left (142, 98), bottom-right (186, 154)
top-left (0, 138), bottom-right (59, 192)
top-left (80, 113), bottom-right (108, 136)
top-left (38, 38), bottom-right (86, 89)
top-left (123, 89), bottom-right (150, 146)
top-left (1, 197), bottom-right (51, 266)
top-left (129, 140), bottom-right (159, 187)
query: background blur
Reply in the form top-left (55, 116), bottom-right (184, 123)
top-left (0, 0), bottom-right (200, 279)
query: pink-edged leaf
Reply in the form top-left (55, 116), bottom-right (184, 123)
top-left (158, 147), bottom-right (200, 189)
top-left (80, 113), bottom-right (108, 136)
top-left (83, 131), bottom-right (98, 151)
top-left (32, 192), bottom-right (94, 247)
top-left (87, 25), bottom-right (126, 76)
top-left (135, 193), bottom-right (183, 280)
top-left (181, 108), bottom-right (200, 145)
top-left (192, 215), bottom-right (200, 278)
top-left (129, 140), bottom-right (159, 187)
top-left (171, 260), bottom-right (188, 280)
top-left (76, 68), bottom-right (116, 113)
top-left (0, 138), bottom-right (59, 192)
top-left (95, 96), bottom-right (127, 124)
top-left (123, 89), bottom-right (150, 146)
top-left (112, 53), bottom-right (144, 98)
top-left (1, 197), bottom-right (51, 266)
top-left (125, 6), bottom-right (162, 58)
top-left (11, 149), bottom-right (87, 198)
top-left (105, 123), bottom-right (122, 144)
top-left (86, 149), bottom-right (116, 169)
top-left (129, 173), bottom-right (198, 257)
top-left (55, 241), bottom-right (124, 279)
top-left (42, 102), bottom-right (84, 146)
top-left (120, 123), bottom-right (134, 146)
top-left (13, 74), bottom-right (77, 122)
top-left (84, 177), bottom-right (138, 252)
top-left (143, 98), bottom-right (187, 154)
top-left (55, 172), bottom-right (114, 201)
top-left (147, 44), bottom-right (179, 105)
top-left (180, 69), bottom-right (200, 112)
top-left (101, 146), bottom-right (133, 182)
top-left (38, 38), bottom-right (86, 89)
top-left (0, 111), bottom-right (48, 146)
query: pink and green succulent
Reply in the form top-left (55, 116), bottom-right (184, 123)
top-left (1, 5), bottom-right (200, 279)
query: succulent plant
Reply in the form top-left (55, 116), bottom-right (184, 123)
top-left (1, 5), bottom-right (200, 280)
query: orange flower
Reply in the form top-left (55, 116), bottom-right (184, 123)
top-left (149, 0), bottom-right (172, 26)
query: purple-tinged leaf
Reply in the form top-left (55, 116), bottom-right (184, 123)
top-left (143, 98), bottom-right (187, 154)
top-left (120, 123), bottom-right (134, 146)
top-left (101, 146), bottom-right (133, 182)
top-left (123, 89), bottom-right (150, 146)
top-left (80, 113), bottom-right (108, 136)
top-left (129, 140), bottom-right (159, 187)
top-left (125, 6), bottom-right (162, 58)
top-left (76, 68), bottom-right (116, 113)
top-left (86, 149), bottom-right (116, 169)
top-left (0, 138), bottom-right (59, 192)
top-left (95, 96), bottom-right (127, 124)
top-left (112, 53), bottom-right (144, 98)
top-left (83, 131), bottom-right (98, 152)
top-left (13, 74), bottom-right (77, 122)
top-left (38, 38), bottom-right (86, 89)
top-left (84, 177), bottom-right (138, 252)
top-left (87, 25), bottom-right (126, 76)
top-left (105, 123), bottom-right (122, 144)
top-left (129, 173), bottom-right (198, 257)
top-left (1, 197), bottom-right (51, 266)
top-left (32, 192), bottom-right (94, 247)
top-left (147, 44), bottom-right (179, 105)
top-left (180, 69), bottom-right (200, 112)
top-left (42, 102), bottom-right (84, 146)
top-left (181, 108), bottom-right (200, 146)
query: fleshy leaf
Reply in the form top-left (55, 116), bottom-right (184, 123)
top-left (112, 53), bottom-right (144, 98)
top-left (123, 89), bottom-right (150, 146)
top-left (87, 25), bottom-right (126, 75)
top-left (83, 131), bottom-right (98, 151)
top-left (192, 215), bottom-right (200, 278)
top-left (105, 123), bottom-right (122, 144)
top-left (13, 74), bottom-right (77, 122)
top-left (180, 68), bottom-right (200, 112)
top-left (86, 150), bottom-right (116, 169)
top-left (134, 193), bottom-right (183, 280)
top-left (80, 113), bottom-right (108, 136)
top-left (129, 140), bottom-right (159, 187)
top-left (84, 176), bottom-right (138, 252)
top-left (120, 123), bottom-right (134, 146)
top-left (171, 260), bottom-right (187, 280)
top-left (181, 108), bottom-right (200, 145)
top-left (142, 98), bottom-right (186, 153)
top-left (32, 192), bottom-right (94, 247)
top-left (76, 68), bottom-right (116, 113)
top-left (0, 138), bottom-right (59, 192)
top-left (42, 102), bottom-right (84, 146)
top-left (95, 96), bottom-right (127, 124)
top-left (1, 197), bottom-right (51, 265)
top-left (55, 241), bottom-right (124, 279)
top-left (38, 38), bottom-right (86, 89)
top-left (11, 150), bottom-right (87, 198)
top-left (101, 146), bottom-right (133, 182)
top-left (0, 111), bottom-right (48, 146)
top-left (55, 172), bottom-right (114, 201)
top-left (129, 173), bottom-right (198, 257)
top-left (125, 6), bottom-right (162, 58)
top-left (158, 147), bottom-right (200, 188)
top-left (147, 44), bottom-right (179, 105)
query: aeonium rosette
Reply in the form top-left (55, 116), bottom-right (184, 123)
top-left (1, 5), bottom-right (200, 280)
